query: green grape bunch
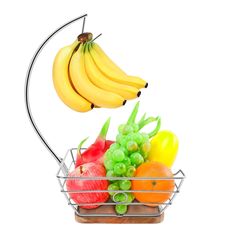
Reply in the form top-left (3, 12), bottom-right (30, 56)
top-left (104, 102), bottom-right (161, 215)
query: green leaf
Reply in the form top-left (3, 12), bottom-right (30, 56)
top-left (77, 137), bottom-right (89, 156)
top-left (98, 117), bottom-right (111, 139)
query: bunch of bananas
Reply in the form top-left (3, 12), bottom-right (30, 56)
top-left (52, 33), bottom-right (147, 112)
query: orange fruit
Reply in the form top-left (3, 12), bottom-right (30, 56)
top-left (131, 162), bottom-right (175, 207)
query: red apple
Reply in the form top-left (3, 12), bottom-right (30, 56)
top-left (66, 162), bottom-right (109, 209)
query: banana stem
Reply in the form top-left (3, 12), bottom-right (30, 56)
top-left (88, 42), bottom-right (92, 51)
top-left (83, 42), bottom-right (92, 54)
top-left (83, 43), bottom-right (88, 53)
top-left (77, 32), bottom-right (93, 43)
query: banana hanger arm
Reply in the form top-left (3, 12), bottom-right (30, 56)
top-left (25, 14), bottom-right (87, 165)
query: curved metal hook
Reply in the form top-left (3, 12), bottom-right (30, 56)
top-left (25, 14), bottom-right (87, 165)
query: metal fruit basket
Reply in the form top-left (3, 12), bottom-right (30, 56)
top-left (57, 148), bottom-right (185, 219)
top-left (25, 14), bottom-right (185, 223)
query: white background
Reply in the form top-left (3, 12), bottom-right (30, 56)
top-left (1, 0), bottom-right (236, 235)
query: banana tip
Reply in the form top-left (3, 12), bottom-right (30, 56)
top-left (145, 82), bottom-right (148, 88)
top-left (137, 91), bottom-right (141, 97)
top-left (123, 100), bottom-right (127, 106)
top-left (91, 104), bottom-right (95, 109)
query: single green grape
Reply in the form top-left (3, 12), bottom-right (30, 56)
top-left (114, 163), bottom-right (126, 175)
top-left (126, 166), bottom-right (136, 177)
top-left (125, 192), bottom-right (135, 203)
top-left (109, 143), bottom-right (120, 151)
top-left (126, 140), bottom-right (138, 152)
top-left (132, 133), bottom-right (143, 145)
top-left (130, 152), bottom-right (144, 166)
top-left (141, 151), bottom-right (148, 159)
top-left (118, 124), bottom-right (125, 133)
top-left (132, 123), bottom-right (139, 132)
top-left (116, 134), bottom-right (124, 144)
top-left (104, 158), bottom-right (115, 170)
top-left (141, 141), bottom-right (151, 154)
top-left (120, 146), bottom-right (128, 156)
top-left (115, 204), bottom-right (127, 215)
top-left (122, 124), bottom-right (134, 135)
top-left (105, 149), bottom-right (113, 160)
top-left (108, 183), bottom-right (119, 196)
top-left (112, 181), bottom-right (120, 187)
top-left (113, 149), bottom-right (125, 162)
top-left (106, 172), bottom-right (121, 183)
top-left (123, 156), bottom-right (131, 168)
top-left (106, 170), bottom-right (116, 182)
top-left (120, 136), bottom-right (128, 147)
top-left (119, 180), bottom-right (131, 190)
top-left (126, 133), bottom-right (135, 142)
top-left (113, 193), bottom-right (127, 202)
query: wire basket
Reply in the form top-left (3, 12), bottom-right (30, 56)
top-left (57, 148), bottom-right (185, 221)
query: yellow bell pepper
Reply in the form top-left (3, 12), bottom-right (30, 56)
top-left (148, 130), bottom-right (179, 168)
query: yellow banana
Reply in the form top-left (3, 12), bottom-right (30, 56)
top-left (84, 44), bottom-right (140, 100)
top-left (91, 43), bottom-right (147, 89)
top-left (92, 43), bottom-right (126, 75)
top-left (69, 44), bottom-right (126, 108)
top-left (52, 41), bottom-right (93, 112)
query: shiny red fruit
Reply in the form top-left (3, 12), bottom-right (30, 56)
top-left (66, 162), bottom-right (109, 209)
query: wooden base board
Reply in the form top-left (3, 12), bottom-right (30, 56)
top-left (75, 204), bottom-right (164, 224)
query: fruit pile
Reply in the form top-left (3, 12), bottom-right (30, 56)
top-left (53, 33), bottom-right (147, 112)
top-left (66, 102), bottom-right (179, 215)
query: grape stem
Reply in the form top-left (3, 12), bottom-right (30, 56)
top-left (138, 116), bottom-right (156, 130)
top-left (137, 116), bottom-right (161, 138)
top-left (138, 112), bottom-right (146, 126)
top-left (148, 116), bottom-right (161, 138)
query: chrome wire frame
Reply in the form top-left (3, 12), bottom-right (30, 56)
top-left (57, 148), bottom-right (185, 218)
